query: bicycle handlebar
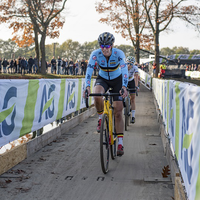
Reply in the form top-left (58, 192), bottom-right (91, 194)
top-left (89, 93), bottom-right (120, 97)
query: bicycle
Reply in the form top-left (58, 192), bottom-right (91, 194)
top-left (123, 87), bottom-right (138, 131)
top-left (85, 89), bottom-right (121, 174)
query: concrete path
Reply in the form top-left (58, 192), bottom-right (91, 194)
top-left (0, 84), bottom-right (174, 200)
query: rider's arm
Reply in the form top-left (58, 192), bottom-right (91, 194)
top-left (119, 51), bottom-right (128, 88)
top-left (85, 50), bottom-right (97, 88)
top-left (134, 73), bottom-right (139, 87)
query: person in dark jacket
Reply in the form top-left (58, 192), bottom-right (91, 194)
top-left (21, 57), bottom-right (27, 75)
top-left (68, 58), bottom-right (74, 75)
top-left (81, 59), bottom-right (87, 75)
top-left (2, 58), bottom-right (9, 73)
top-left (28, 56), bottom-right (34, 74)
top-left (57, 56), bottom-right (62, 75)
top-left (13, 59), bottom-right (17, 73)
top-left (51, 56), bottom-right (56, 74)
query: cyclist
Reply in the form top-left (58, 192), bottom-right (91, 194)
top-left (84, 32), bottom-right (128, 156)
top-left (126, 56), bottom-right (139, 123)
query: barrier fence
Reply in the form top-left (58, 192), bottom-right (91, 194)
top-left (153, 78), bottom-right (200, 200)
top-left (0, 78), bottom-right (95, 148)
top-left (138, 68), bottom-right (152, 90)
top-left (1, 71), bottom-right (200, 199)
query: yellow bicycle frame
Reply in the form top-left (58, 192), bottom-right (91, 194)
top-left (103, 98), bottom-right (116, 145)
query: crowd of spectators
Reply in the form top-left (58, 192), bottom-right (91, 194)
top-left (0, 56), bottom-right (39, 74)
top-left (0, 56), bottom-right (99, 76)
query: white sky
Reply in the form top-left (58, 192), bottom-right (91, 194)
top-left (0, 0), bottom-right (199, 51)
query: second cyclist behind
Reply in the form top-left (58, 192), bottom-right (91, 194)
top-left (126, 56), bottom-right (139, 124)
top-left (84, 32), bottom-right (128, 156)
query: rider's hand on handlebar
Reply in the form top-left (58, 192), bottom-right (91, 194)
top-left (83, 86), bottom-right (91, 98)
top-left (120, 87), bottom-right (128, 98)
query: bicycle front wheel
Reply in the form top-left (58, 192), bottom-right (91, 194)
top-left (110, 110), bottom-right (117, 160)
top-left (100, 113), bottom-right (110, 174)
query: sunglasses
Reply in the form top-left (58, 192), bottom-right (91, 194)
top-left (100, 44), bottom-right (111, 49)
top-left (127, 63), bottom-right (133, 65)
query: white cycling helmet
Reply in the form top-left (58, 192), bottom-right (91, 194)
top-left (126, 56), bottom-right (136, 64)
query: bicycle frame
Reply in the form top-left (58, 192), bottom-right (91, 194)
top-left (103, 97), bottom-right (116, 146)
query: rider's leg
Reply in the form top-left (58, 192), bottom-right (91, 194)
top-left (113, 101), bottom-right (124, 156)
top-left (113, 101), bottom-right (124, 133)
top-left (130, 93), bottom-right (136, 123)
top-left (94, 85), bottom-right (105, 132)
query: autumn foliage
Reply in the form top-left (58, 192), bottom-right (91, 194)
top-left (0, 0), bottom-right (68, 74)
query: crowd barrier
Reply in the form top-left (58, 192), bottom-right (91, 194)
top-left (138, 69), bottom-right (152, 90)
top-left (0, 78), bottom-right (95, 148)
top-left (153, 78), bottom-right (200, 200)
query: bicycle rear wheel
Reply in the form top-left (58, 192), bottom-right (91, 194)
top-left (100, 113), bottom-right (110, 174)
top-left (110, 110), bottom-right (117, 160)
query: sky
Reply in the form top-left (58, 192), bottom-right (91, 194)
top-left (0, 0), bottom-right (199, 51)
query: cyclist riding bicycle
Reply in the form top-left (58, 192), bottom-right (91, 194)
top-left (84, 32), bottom-right (128, 156)
top-left (126, 56), bottom-right (139, 123)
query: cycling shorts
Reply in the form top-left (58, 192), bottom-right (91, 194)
top-left (127, 79), bottom-right (136, 94)
top-left (94, 74), bottom-right (123, 101)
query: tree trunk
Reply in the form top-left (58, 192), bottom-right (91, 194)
top-left (135, 0), bottom-right (140, 63)
top-left (154, 32), bottom-right (160, 78)
top-left (34, 27), bottom-right (40, 68)
top-left (40, 33), bottom-right (47, 75)
top-left (136, 36), bottom-right (140, 63)
top-left (154, 8), bottom-right (160, 78)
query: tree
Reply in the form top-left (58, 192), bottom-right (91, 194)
top-left (95, 0), bottom-right (153, 63)
top-left (160, 47), bottom-right (175, 56)
top-left (174, 46), bottom-right (190, 54)
top-left (59, 39), bottom-right (81, 61)
top-left (79, 41), bottom-right (99, 60)
top-left (142, 0), bottom-right (200, 77)
top-left (0, 0), bottom-right (68, 74)
top-left (115, 44), bottom-right (135, 57)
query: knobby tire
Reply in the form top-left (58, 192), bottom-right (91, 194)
top-left (100, 114), bottom-right (109, 174)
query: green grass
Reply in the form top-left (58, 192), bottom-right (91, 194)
top-left (0, 73), bottom-right (89, 79)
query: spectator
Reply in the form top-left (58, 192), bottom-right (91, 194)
top-left (81, 59), bottom-right (87, 75)
top-left (17, 56), bottom-right (22, 74)
top-left (68, 58), bottom-right (74, 75)
top-left (28, 56), bottom-right (34, 74)
top-left (7, 59), bottom-right (14, 73)
top-left (51, 56), bottom-right (56, 74)
top-left (21, 57), bottom-right (27, 75)
top-left (65, 58), bottom-right (69, 75)
top-left (152, 61), bottom-right (156, 77)
top-left (57, 56), bottom-right (62, 74)
top-left (33, 56), bottom-right (38, 74)
top-left (13, 59), bottom-right (17, 73)
top-left (61, 58), bottom-right (66, 75)
top-left (2, 58), bottom-right (9, 73)
top-left (75, 60), bottom-right (79, 75)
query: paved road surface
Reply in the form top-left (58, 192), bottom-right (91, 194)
top-left (0, 84), bottom-right (174, 200)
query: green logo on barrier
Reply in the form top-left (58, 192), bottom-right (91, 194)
top-left (68, 91), bottom-right (75, 104)
top-left (182, 133), bottom-right (193, 150)
top-left (0, 104), bottom-right (15, 123)
top-left (42, 96), bottom-right (54, 114)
